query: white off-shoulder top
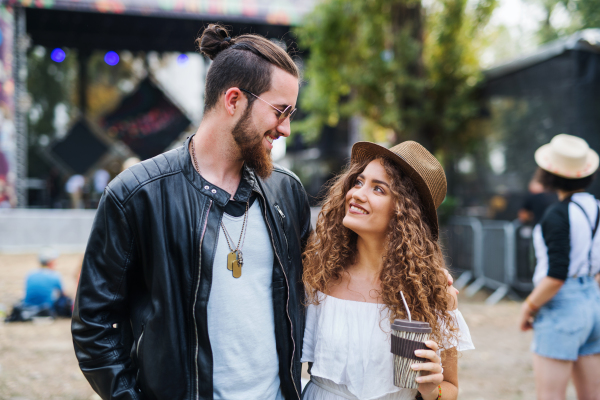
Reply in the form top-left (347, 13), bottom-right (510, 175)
top-left (301, 293), bottom-right (474, 400)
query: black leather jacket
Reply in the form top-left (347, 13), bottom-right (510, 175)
top-left (72, 136), bottom-right (312, 400)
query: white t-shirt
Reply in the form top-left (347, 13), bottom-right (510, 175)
top-left (207, 201), bottom-right (284, 400)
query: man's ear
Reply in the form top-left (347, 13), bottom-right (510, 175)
top-left (222, 88), bottom-right (246, 117)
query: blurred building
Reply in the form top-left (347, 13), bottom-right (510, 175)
top-left (452, 29), bottom-right (600, 218)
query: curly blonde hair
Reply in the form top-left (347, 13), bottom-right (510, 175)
top-left (302, 156), bottom-right (457, 349)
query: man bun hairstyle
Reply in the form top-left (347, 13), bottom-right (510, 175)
top-left (197, 24), bottom-right (299, 112)
top-left (198, 24), bottom-right (233, 60)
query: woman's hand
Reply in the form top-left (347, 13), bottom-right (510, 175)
top-left (412, 340), bottom-right (444, 399)
top-left (519, 301), bottom-right (536, 331)
top-left (518, 277), bottom-right (564, 331)
top-left (443, 270), bottom-right (459, 311)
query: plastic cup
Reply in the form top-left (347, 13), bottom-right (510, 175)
top-left (391, 319), bottom-right (432, 389)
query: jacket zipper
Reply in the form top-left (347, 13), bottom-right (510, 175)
top-left (193, 199), bottom-right (212, 400)
top-left (274, 203), bottom-right (286, 220)
top-left (135, 324), bottom-right (145, 391)
top-left (136, 325), bottom-right (145, 358)
top-left (274, 204), bottom-right (290, 260)
top-left (259, 194), bottom-right (300, 399)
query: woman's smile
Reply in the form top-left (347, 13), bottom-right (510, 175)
top-left (348, 202), bottom-right (369, 215)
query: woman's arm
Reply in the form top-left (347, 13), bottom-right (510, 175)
top-left (414, 271), bottom-right (461, 399)
top-left (438, 348), bottom-right (458, 400)
top-left (518, 276), bottom-right (564, 331)
top-left (519, 200), bottom-right (569, 331)
top-left (413, 342), bottom-right (458, 400)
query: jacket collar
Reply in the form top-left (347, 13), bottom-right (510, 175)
top-left (180, 135), bottom-right (259, 207)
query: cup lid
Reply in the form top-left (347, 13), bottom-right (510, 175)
top-left (391, 319), bottom-right (432, 333)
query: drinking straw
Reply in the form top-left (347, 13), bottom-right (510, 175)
top-left (400, 291), bottom-right (411, 322)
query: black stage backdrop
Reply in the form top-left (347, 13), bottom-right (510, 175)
top-left (101, 78), bottom-right (191, 160)
top-left (50, 119), bottom-right (110, 175)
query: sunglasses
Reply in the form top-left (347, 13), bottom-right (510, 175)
top-left (239, 88), bottom-right (297, 123)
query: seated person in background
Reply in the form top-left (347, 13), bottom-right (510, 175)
top-left (24, 247), bottom-right (65, 310)
top-left (6, 247), bottom-right (72, 322)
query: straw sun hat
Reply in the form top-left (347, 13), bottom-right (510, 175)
top-left (535, 134), bottom-right (599, 179)
top-left (351, 141), bottom-right (447, 240)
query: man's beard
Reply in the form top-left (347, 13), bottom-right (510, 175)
top-left (231, 107), bottom-right (274, 179)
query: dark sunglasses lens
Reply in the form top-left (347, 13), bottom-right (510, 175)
top-left (279, 106), bottom-right (292, 122)
top-left (288, 108), bottom-right (297, 121)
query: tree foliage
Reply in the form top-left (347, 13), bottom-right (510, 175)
top-left (532, 0), bottom-right (600, 44)
top-left (27, 46), bottom-right (78, 143)
top-left (27, 46), bottom-right (78, 177)
top-left (294, 0), bottom-right (496, 155)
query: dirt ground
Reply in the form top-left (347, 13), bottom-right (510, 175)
top-left (0, 254), bottom-right (579, 400)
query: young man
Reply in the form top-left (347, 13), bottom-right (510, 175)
top-left (72, 25), bottom-right (312, 400)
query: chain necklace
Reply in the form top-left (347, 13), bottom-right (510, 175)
top-left (191, 137), bottom-right (249, 278)
top-left (221, 201), bottom-right (249, 278)
top-left (191, 137), bottom-right (201, 175)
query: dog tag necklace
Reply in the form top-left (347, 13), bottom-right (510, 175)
top-left (190, 138), bottom-right (249, 278)
top-left (221, 201), bottom-right (249, 278)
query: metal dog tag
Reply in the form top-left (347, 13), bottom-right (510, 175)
top-left (232, 255), bottom-right (242, 278)
top-left (227, 251), bottom-right (237, 271)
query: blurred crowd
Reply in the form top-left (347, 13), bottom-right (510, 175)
top-left (35, 157), bottom-right (139, 209)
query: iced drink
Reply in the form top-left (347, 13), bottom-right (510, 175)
top-left (391, 319), bottom-right (432, 389)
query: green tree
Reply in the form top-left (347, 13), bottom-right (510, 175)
top-left (27, 46), bottom-right (78, 143)
top-left (27, 46), bottom-right (78, 177)
top-left (576, 0), bottom-right (600, 28)
top-left (531, 0), bottom-right (600, 44)
top-left (294, 0), bottom-right (496, 156)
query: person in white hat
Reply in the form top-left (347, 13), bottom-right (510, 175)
top-left (518, 134), bottom-right (600, 400)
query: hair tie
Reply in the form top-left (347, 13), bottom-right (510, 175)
top-left (224, 37), bottom-right (231, 42)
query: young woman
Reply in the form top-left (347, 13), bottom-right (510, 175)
top-left (518, 134), bottom-right (600, 400)
top-left (301, 141), bottom-right (474, 400)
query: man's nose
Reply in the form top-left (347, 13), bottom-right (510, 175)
top-left (276, 117), bottom-right (291, 138)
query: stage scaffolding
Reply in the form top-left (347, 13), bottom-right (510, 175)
top-left (0, 0), bottom-right (314, 207)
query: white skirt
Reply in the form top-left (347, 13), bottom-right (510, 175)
top-left (303, 377), bottom-right (418, 400)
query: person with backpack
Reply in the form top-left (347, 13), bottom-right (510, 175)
top-left (6, 247), bottom-right (72, 322)
top-left (519, 134), bottom-right (600, 400)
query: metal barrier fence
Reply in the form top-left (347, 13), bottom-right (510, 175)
top-left (441, 217), bottom-right (482, 291)
top-left (444, 217), bottom-right (536, 304)
top-left (512, 222), bottom-right (536, 293)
